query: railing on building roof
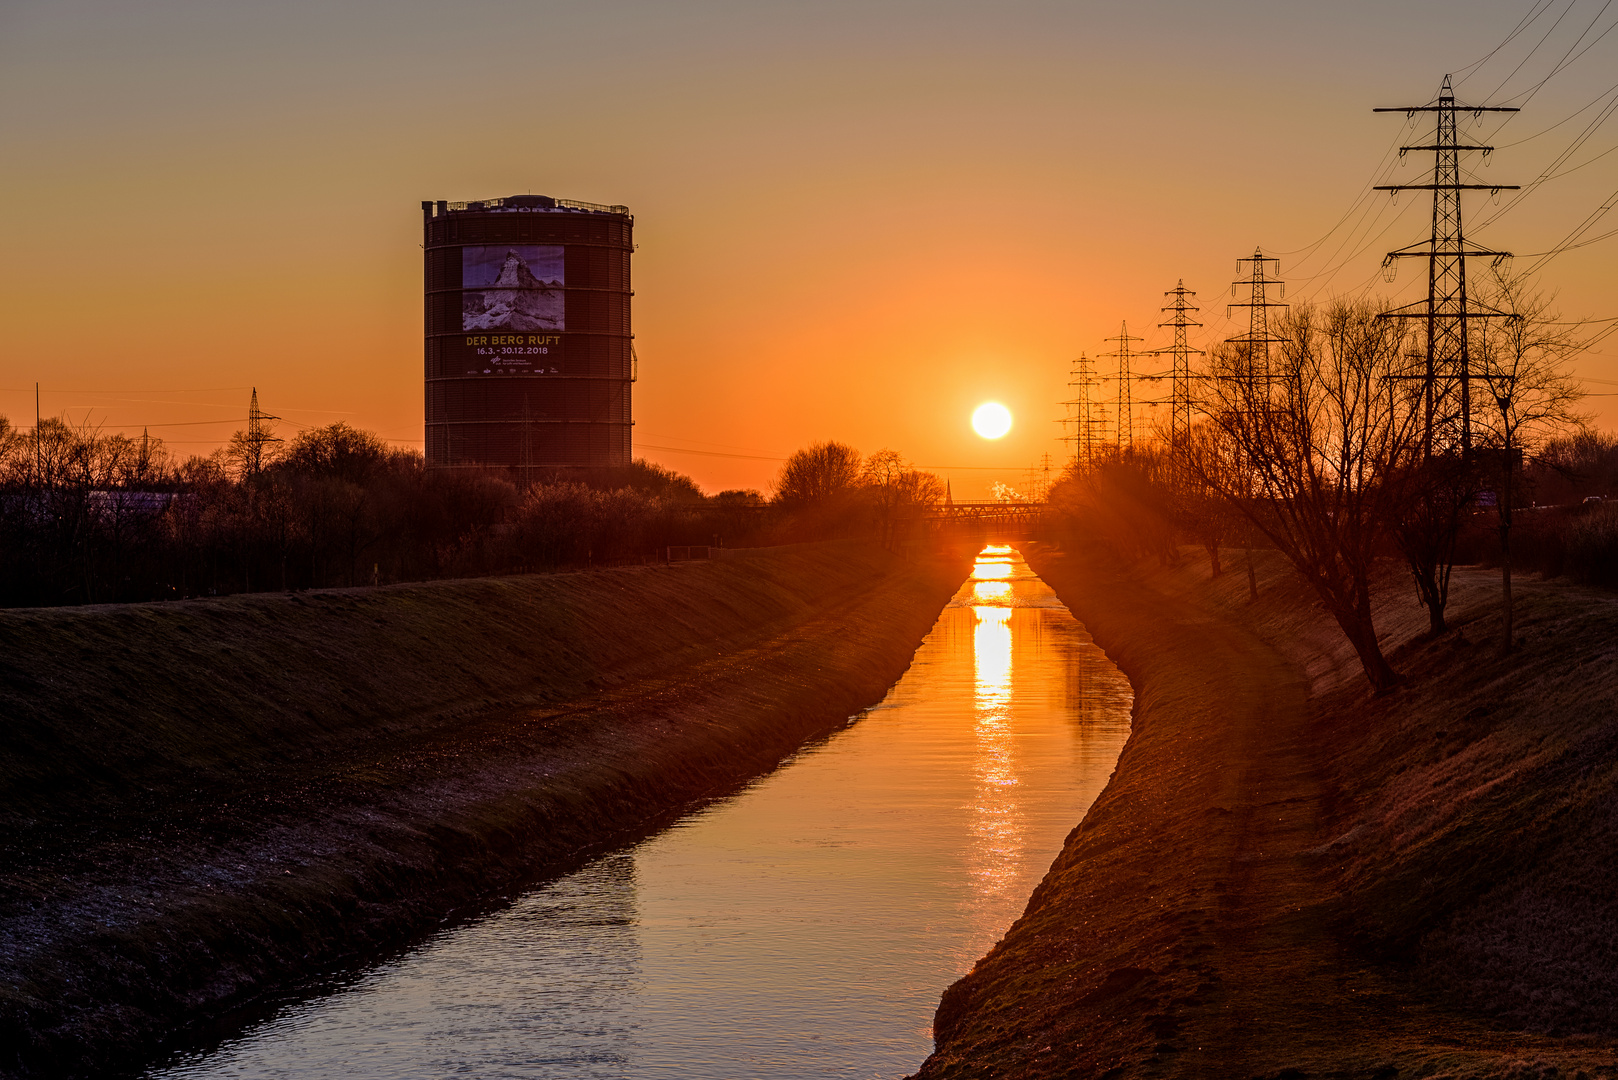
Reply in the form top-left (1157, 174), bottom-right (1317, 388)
top-left (445, 196), bottom-right (630, 215)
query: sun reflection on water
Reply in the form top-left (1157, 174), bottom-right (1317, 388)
top-left (973, 606), bottom-right (1012, 709)
top-left (970, 550), bottom-right (1023, 904)
top-left (972, 579), bottom-right (1011, 603)
top-left (970, 544), bottom-right (1017, 581)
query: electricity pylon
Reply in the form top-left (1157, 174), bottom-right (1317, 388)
top-left (1374, 74), bottom-right (1519, 458)
top-left (1102, 323), bottom-right (1145, 455)
top-left (1158, 280), bottom-right (1203, 463)
top-left (242, 387), bottom-right (281, 477)
top-left (1225, 250), bottom-right (1288, 397)
top-left (1022, 453), bottom-right (1056, 501)
top-left (1059, 351), bottom-right (1107, 468)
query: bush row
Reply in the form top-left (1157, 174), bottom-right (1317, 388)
top-left (0, 421), bottom-right (944, 607)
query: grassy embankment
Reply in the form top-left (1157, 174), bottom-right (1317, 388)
top-left (0, 541), bottom-right (966, 1079)
top-left (919, 543), bottom-right (1618, 1079)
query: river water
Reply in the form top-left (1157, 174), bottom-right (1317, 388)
top-left (148, 545), bottom-right (1133, 1080)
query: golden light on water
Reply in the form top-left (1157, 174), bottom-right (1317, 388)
top-left (973, 605), bottom-right (1013, 708)
top-left (974, 544), bottom-right (1016, 580)
top-left (969, 547), bottom-right (1022, 902)
top-left (971, 402), bottom-right (1013, 440)
top-left (972, 580), bottom-right (1012, 603)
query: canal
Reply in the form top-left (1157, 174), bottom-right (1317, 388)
top-left (149, 544), bottom-right (1133, 1079)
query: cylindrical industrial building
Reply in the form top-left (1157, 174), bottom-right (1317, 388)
top-left (422, 195), bottom-right (633, 472)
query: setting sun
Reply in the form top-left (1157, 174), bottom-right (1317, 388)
top-left (971, 403), bottom-right (1013, 440)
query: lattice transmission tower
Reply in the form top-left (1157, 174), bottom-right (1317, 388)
top-left (1225, 250), bottom-right (1288, 399)
top-left (1060, 351), bottom-right (1108, 468)
top-left (1022, 453), bottom-right (1057, 502)
top-left (1374, 74), bottom-right (1519, 457)
top-left (1158, 280), bottom-right (1203, 461)
top-left (242, 387), bottom-right (282, 478)
top-left (1102, 323), bottom-right (1145, 455)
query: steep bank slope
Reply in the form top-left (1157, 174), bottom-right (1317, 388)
top-left (0, 543), bottom-right (965, 1079)
top-left (918, 546), bottom-right (1618, 1079)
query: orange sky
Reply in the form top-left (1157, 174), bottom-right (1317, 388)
top-left (3, 0), bottom-right (1616, 497)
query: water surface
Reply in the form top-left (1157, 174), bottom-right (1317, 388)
top-left (150, 545), bottom-right (1133, 1079)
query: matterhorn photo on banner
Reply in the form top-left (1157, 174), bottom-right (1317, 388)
top-left (461, 245), bottom-right (565, 331)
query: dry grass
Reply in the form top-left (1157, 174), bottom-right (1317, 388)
top-left (0, 542), bottom-right (966, 1079)
top-left (1180, 547), bottom-right (1618, 1038)
top-left (0, 543), bottom-right (892, 834)
top-left (1316, 574), bottom-right (1618, 1036)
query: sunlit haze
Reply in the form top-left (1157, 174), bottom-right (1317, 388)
top-left (3, 0), bottom-right (1617, 497)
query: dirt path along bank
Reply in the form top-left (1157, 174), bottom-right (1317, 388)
top-left (918, 544), bottom-right (1618, 1079)
top-left (0, 542), bottom-right (966, 1080)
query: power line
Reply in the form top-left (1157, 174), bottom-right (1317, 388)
top-left (1492, 0), bottom-right (1618, 111)
top-left (1495, 75), bottom-right (1618, 147)
top-left (638, 432), bottom-right (791, 456)
top-left (1524, 180), bottom-right (1618, 270)
top-left (1484, 0), bottom-right (1582, 103)
top-left (0, 385), bottom-right (253, 394)
top-left (1453, 0), bottom-right (1563, 84)
top-left (1293, 196), bottom-right (1426, 302)
top-left (1268, 114), bottom-right (1416, 267)
top-left (1530, 135), bottom-right (1618, 181)
top-left (1474, 86), bottom-right (1618, 229)
top-left (103, 418), bottom-right (248, 428)
top-left (638, 443), bottom-right (786, 461)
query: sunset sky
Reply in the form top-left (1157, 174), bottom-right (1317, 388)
top-left (3, 0), bottom-right (1616, 496)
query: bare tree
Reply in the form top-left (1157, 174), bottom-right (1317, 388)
top-left (227, 426), bottom-right (280, 480)
top-left (859, 449), bottom-right (943, 550)
top-left (774, 441), bottom-right (862, 509)
top-left (1177, 422), bottom-right (1248, 582)
top-left (1473, 271), bottom-right (1588, 653)
top-left (1388, 452), bottom-right (1480, 636)
top-left (1192, 301), bottom-right (1422, 692)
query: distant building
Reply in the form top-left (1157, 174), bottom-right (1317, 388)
top-left (422, 195), bottom-right (634, 474)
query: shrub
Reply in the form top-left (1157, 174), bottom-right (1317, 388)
top-left (1564, 503), bottom-right (1618, 589)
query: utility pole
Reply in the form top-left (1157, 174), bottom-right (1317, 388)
top-left (1102, 323), bottom-right (1145, 456)
top-left (1059, 351), bottom-right (1106, 469)
top-left (1158, 280), bottom-right (1204, 468)
top-left (1225, 250), bottom-right (1288, 399)
top-left (1375, 74), bottom-right (1518, 458)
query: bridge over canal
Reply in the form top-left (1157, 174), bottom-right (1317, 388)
top-left (924, 501), bottom-right (1047, 544)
